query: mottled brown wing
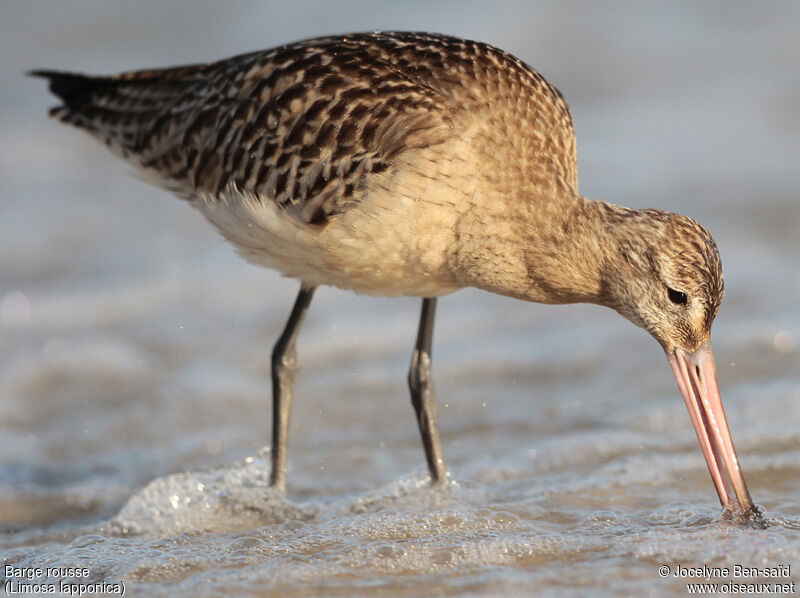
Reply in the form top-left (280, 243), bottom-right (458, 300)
top-left (33, 32), bottom-right (577, 223)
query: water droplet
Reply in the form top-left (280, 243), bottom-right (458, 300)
top-left (773, 330), bottom-right (795, 354)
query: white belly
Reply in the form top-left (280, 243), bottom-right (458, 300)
top-left (193, 182), bottom-right (464, 298)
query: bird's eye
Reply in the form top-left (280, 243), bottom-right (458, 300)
top-left (667, 288), bottom-right (688, 305)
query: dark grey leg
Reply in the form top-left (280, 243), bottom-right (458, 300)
top-left (408, 297), bottom-right (448, 484)
top-left (269, 285), bottom-right (315, 489)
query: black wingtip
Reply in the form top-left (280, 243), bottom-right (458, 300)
top-left (28, 69), bottom-right (102, 109)
top-left (27, 69), bottom-right (55, 78)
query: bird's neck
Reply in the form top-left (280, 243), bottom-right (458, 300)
top-left (451, 193), bottom-right (638, 306)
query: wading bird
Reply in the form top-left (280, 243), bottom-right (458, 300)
top-left (33, 32), bottom-right (758, 518)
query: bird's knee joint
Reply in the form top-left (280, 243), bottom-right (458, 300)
top-left (272, 344), bottom-right (300, 376)
top-left (408, 351), bottom-right (433, 392)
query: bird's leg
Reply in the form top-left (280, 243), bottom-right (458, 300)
top-left (408, 297), bottom-right (448, 484)
top-left (269, 284), bottom-right (316, 490)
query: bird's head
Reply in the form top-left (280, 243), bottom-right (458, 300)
top-left (604, 209), bottom-right (724, 354)
top-left (600, 206), bottom-right (757, 519)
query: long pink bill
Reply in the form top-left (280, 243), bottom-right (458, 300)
top-left (667, 341), bottom-right (755, 517)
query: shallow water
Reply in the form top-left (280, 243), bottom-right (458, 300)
top-left (2, 2), bottom-right (800, 596)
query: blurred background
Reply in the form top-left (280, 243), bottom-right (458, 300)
top-left (1, 2), bottom-right (799, 596)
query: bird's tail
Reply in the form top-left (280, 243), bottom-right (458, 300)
top-left (29, 66), bottom-right (201, 156)
top-left (31, 70), bottom-right (134, 153)
top-left (30, 70), bottom-right (107, 114)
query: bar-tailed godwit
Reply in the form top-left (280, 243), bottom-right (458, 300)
top-left (32, 32), bottom-right (757, 517)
